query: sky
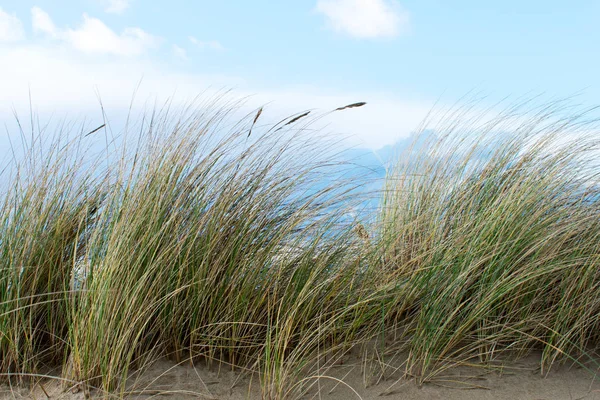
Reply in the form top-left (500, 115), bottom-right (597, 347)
top-left (0, 0), bottom-right (599, 149)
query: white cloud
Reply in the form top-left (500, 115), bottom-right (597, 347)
top-left (65, 14), bottom-right (160, 56)
top-left (30, 8), bottom-right (160, 57)
top-left (172, 44), bottom-right (187, 60)
top-left (31, 7), bottom-right (58, 37)
top-left (189, 36), bottom-right (224, 51)
top-left (0, 7), bottom-right (25, 42)
top-left (103, 0), bottom-right (133, 15)
top-left (315, 0), bottom-right (409, 39)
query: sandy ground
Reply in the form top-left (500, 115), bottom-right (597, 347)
top-left (2, 353), bottom-right (600, 400)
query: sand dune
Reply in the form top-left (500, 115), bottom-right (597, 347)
top-left (4, 353), bottom-right (599, 400)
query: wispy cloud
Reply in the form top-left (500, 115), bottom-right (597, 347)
top-left (172, 44), bottom-right (187, 60)
top-left (31, 7), bottom-right (58, 37)
top-left (315, 0), bottom-right (409, 39)
top-left (31, 8), bottom-right (161, 57)
top-left (189, 36), bottom-right (224, 51)
top-left (103, 0), bottom-right (133, 15)
top-left (0, 7), bottom-right (25, 42)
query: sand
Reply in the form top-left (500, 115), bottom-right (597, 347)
top-left (3, 353), bottom-right (600, 400)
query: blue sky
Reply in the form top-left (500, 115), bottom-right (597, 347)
top-left (0, 0), bottom-right (599, 148)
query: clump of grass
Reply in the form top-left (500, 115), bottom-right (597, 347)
top-left (376, 100), bottom-right (600, 382)
top-left (3, 96), bottom-right (600, 399)
top-left (56, 100), bottom-right (376, 396)
top-left (0, 126), bottom-right (104, 381)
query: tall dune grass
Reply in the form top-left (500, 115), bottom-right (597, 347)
top-left (0, 128), bottom-right (105, 380)
top-left (63, 103), bottom-right (376, 395)
top-left (2, 98), bottom-right (600, 398)
top-left (1, 101), bottom-right (380, 397)
top-left (376, 101), bottom-right (600, 382)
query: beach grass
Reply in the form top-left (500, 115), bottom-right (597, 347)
top-left (1, 98), bottom-right (600, 398)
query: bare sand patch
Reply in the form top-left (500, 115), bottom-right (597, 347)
top-left (3, 353), bottom-right (599, 400)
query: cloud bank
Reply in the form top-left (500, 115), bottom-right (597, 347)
top-left (0, 6), bottom-right (430, 150)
